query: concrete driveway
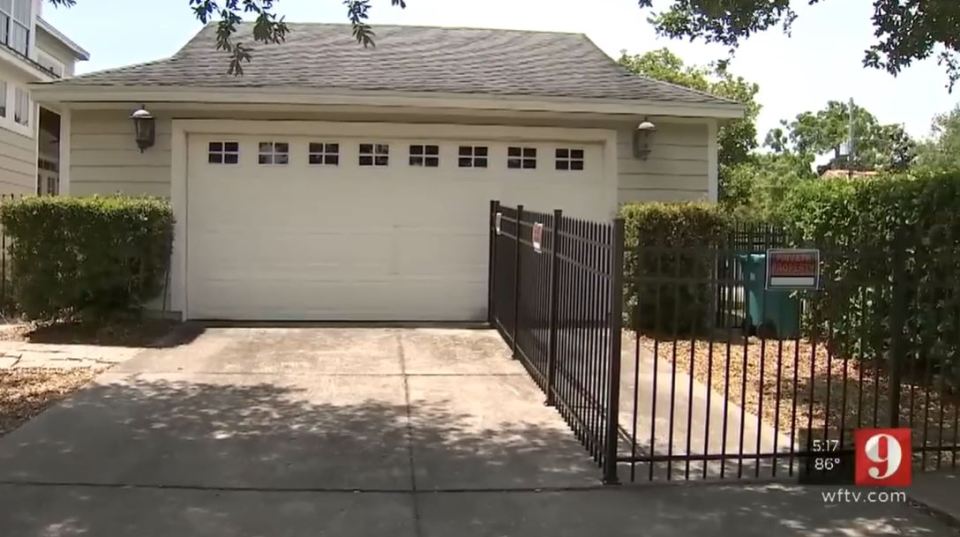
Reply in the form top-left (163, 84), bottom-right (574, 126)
top-left (0, 327), bottom-right (600, 534)
top-left (0, 326), bottom-right (955, 537)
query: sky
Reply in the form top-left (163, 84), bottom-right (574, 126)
top-left (41, 0), bottom-right (960, 145)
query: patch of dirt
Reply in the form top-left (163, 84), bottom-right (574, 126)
top-left (0, 319), bottom-right (185, 347)
top-left (638, 333), bottom-right (960, 468)
top-left (0, 368), bottom-right (96, 436)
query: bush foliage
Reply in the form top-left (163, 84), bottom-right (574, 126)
top-left (620, 202), bottom-right (731, 331)
top-left (622, 172), bottom-right (960, 387)
top-left (779, 172), bottom-right (960, 383)
top-left (0, 196), bottom-right (174, 321)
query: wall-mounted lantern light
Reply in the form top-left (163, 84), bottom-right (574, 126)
top-left (130, 105), bottom-right (156, 152)
top-left (633, 118), bottom-right (657, 160)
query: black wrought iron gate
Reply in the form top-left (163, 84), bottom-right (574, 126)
top-left (488, 200), bottom-right (625, 483)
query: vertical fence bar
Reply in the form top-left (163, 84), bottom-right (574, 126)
top-left (488, 200), bottom-right (499, 324)
top-left (512, 205), bottom-right (524, 356)
top-left (603, 218), bottom-right (625, 485)
top-left (888, 233), bottom-right (907, 428)
top-left (545, 209), bottom-right (562, 406)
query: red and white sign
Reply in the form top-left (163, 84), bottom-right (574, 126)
top-left (766, 249), bottom-right (820, 290)
top-left (532, 222), bottom-right (544, 253)
top-left (854, 428), bottom-right (912, 487)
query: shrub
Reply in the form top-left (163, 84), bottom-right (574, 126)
top-left (0, 196), bottom-right (174, 321)
top-left (620, 202), bottom-right (731, 333)
top-left (778, 172), bottom-right (960, 386)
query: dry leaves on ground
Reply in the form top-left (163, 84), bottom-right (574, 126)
top-left (0, 319), bottom-right (180, 347)
top-left (639, 334), bottom-right (960, 468)
top-left (0, 368), bottom-right (95, 436)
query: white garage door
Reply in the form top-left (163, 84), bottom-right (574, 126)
top-left (185, 129), bottom-right (612, 320)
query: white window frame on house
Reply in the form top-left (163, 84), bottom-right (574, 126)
top-left (359, 143), bottom-right (389, 167)
top-left (458, 145), bottom-right (488, 168)
top-left (409, 144), bottom-right (439, 167)
top-left (308, 142), bottom-right (339, 165)
top-left (0, 0), bottom-right (32, 57)
top-left (13, 86), bottom-right (28, 126)
top-left (258, 141), bottom-right (289, 165)
top-left (507, 146), bottom-right (537, 169)
top-left (0, 80), bottom-right (31, 136)
top-left (555, 148), bottom-right (585, 171)
top-left (208, 141), bottom-right (240, 164)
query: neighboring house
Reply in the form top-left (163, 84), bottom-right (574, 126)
top-left (0, 0), bottom-right (87, 197)
top-left (818, 167), bottom-right (879, 180)
top-left (31, 23), bottom-right (744, 322)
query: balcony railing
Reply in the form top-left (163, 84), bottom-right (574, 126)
top-left (0, 13), bottom-right (60, 78)
top-left (0, 13), bottom-right (29, 57)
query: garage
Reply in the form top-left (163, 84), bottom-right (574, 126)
top-left (182, 123), bottom-right (615, 321)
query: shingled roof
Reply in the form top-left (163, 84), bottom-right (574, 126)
top-left (44, 23), bottom-right (735, 105)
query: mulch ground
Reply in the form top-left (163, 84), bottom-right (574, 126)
top-left (0, 319), bottom-right (183, 347)
top-left (0, 368), bottom-right (96, 436)
top-left (637, 333), bottom-right (960, 469)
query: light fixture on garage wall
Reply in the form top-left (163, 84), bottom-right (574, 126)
top-left (633, 118), bottom-right (656, 160)
top-left (130, 105), bottom-right (156, 153)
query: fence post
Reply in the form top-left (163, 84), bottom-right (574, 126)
top-left (512, 205), bottom-right (524, 356)
top-left (545, 209), bottom-right (562, 406)
top-left (488, 200), bottom-right (500, 325)
top-left (888, 231), bottom-right (908, 428)
top-left (603, 217), bottom-right (625, 485)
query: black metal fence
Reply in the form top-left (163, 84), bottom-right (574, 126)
top-left (488, 201), bottom-right (625, 483)
top-left (620, 225), bottom-right (960, 482)
top-left (489, 202), bottom-right (959, 484)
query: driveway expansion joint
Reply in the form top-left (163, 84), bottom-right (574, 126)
top-left (396, 333), bottom-right (425, 537)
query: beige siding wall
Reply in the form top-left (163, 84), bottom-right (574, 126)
top-left (71, 110), bottom-right (172, 197)
top-left (70, 110), bottom-right (714, 205)
top-left (0, 127), bottom-right (36, 195)
top-left (616, 122), bottom-right (709, 204)
top-left (36, 32), bottom-right (77, 77)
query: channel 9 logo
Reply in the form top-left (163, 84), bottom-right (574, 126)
top-left (854, 428), bottom-right (911, 487)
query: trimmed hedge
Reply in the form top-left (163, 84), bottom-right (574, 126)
top-left (0, 196), bottom-right (174, 321)
top-left (621, 202), bottom-right (731, 332)
top-left (779, 172), bottom-right (960, 383)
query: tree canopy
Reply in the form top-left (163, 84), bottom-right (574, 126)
top-left (914, 106), bottom-right (960, 174)
top-left (47, 0), bottom-right (407, 75)
top-left (638, 0), bottom-right (960, 90)
top-left (618, 48), bottom-right (760, 167)
top-left (46, 1), bottom-right (960, 85)
top-left (765, 100), bottom-right (916, 172)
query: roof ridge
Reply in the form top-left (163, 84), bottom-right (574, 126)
top-left (38, 23), bottom-right (745, 112)
top-left (219, 20), bottom-right (587, 37)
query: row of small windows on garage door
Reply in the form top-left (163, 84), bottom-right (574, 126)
top-left (207, 142), bottom-right (586, 170)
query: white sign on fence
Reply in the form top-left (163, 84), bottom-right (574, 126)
top-left (765, 248), bottom-right (821, 290)
top-left (532, 222), bottom-right (544, 253)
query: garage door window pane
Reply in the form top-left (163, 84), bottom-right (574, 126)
top-left (309, 142), bottom-right (340, 166)
top-left (507, 146), bottom-right (536, 169)
top-left (360, 143), bottom-right (389, 167)
top-left (555, 147), bottom-right (584, 171)
top-left (209, 141), bottom-right (239, 165)
top-left (259, 141), bottom-right (289, 165)
top-left (409, 144), bottom-right (439, 167)
top-left (458, 145), bottom-right (488, 168)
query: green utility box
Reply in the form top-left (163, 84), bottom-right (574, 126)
top-left (737, 254), bottom-right (801, 339)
